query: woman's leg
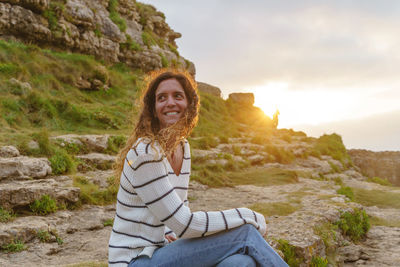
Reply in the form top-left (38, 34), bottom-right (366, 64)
top-left (215, 254), bottom-right (256, 267)
top-left (129, 224), bottom-right (288, 267)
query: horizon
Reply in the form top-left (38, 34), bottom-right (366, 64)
top-left (140, 0), bottom-right (400, 152)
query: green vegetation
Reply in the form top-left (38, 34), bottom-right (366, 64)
top-left (108, 0), bottom-right (126, 32)
top-left (106, 135), bottom-right (127, 154)
top-left (120, 35), bottom-right (142, 51)
top-left (249, 202), bottom-right (300, 217)
top-left (228, 168), bottom-right (299, 186)
top-left (311, 134), bottom-right (351, 166)
top-left (30, 195), bottom-right (58, 215)
top-left (73, 176), bottom-right (118, 206)
top-left (314, 222), bottom-right (338, 264)
top-left (103, 218), bottom-right (114, 227)
top-left (366, 176), bottom-right (392, 186)
top-left (263, 145), bottom-right (295, 164)
top-left (328, 161), bottom-right (340, 173)
top-left (369, 216), bottom-right (400, 228)
top-left (49, 149), bottom-right (75, 174)
top-left (160, 53), bottom-right (169, 67)
top-left (311, 256), bottom-right (328, 267)
top-left (352, 188), bottom-right (400, 209)
top-left (0, 207), bottom-right (15, 222)
top-left (37, 230), bottom-right (52, 243)
top-left (277, 239), bottom-right (302, 267)
top-left (141, 30), bottom-right (157, 47)
top-left (335, 208), bottom-right (370, 242)
top-left (336, 186), bottom-right (354, 201)
top-left (1, 240), bottom-right (26, 253)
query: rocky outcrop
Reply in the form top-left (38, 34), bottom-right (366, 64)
top-left (197, 82), bottom-right (221, 97)
top-left (0, 156), bottom-right (52, 180)
top-left (348, 149), bottom-right (400, 186)
top-left (0, 177), bottom-right (80, 210)
top-left (228, 93), bottom-right (255, 105)
top-left (0, 0), bottom-right (195, 74)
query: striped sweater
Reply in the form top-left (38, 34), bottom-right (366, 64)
top-left (108, 139), bottom-right (267, 266)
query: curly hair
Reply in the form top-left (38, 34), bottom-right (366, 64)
top-left (114, 69), bottom-right (200, 183)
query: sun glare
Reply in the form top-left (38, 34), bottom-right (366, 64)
top-left (246, 82), bottom-right (355, 128)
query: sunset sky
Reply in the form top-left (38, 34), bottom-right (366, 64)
top-left (141, 0), bottom-right (400, 151)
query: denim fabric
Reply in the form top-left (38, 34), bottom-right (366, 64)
top-left (128, 224), bottom-right (288, 267)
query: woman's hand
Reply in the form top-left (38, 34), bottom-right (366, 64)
top-left (165, 234), bottom-right (177, 243)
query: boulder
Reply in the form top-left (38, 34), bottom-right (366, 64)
top-left (197, 82), bottom-right (221, 97)
top-left (0, 145), bottom-right (20, 157)
top-left (228, 93), bottom-right (254, 106)
top-left (296, 156), bottom-right (332, 174)
top-left (0, 156), bottom-right (52, 180)
top-left (0, 178), bottom-right (80, 210)
top-left (76, 153), bottom-right (116, 171)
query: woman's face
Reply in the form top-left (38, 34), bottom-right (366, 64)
top-left (155, 78), bottom-right (188, 129)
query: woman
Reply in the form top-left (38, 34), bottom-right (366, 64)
top-left (108, 69), bottom-right (288, 267)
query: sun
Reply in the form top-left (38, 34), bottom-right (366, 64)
top-left (246, 82), bottom-right (353, 128)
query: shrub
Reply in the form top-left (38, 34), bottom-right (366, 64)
top-left (32, 129), bottom-right (53, 156)
top-left (335, 208), bottom-right (370, 242)
top-left (1, 240), bottom-right (26, 253)
top-left (311, 256), bottom-right (328, 267)
top-left (30, 195), bottom-right (58, 215)
top-left (328, 161), bottom-right (340, 173)
top-left (277, 239), bottom-right (302, 267)
top-left (142, 30), bottom-right (156, 47)
top-left (49, 149), bottom-right (74, 174)
top-left (0, 207), bottom-right (15, 222)
top-left (333, 177), bottom-right (343, 186)
top-left (264, 145), bottom-right (295, 164)
top-left (37, 230), bottom-right (52, 242)
top-left (73, 176), bottom-right (118, 206)
top-left (159, 53), bottom-right (169, 67)
top-left (219, 136), bottom-right (229, 144)
top-left (337, 186), bottom-right (354, 201)
top-left (313, 134), bottom-right (351, 165)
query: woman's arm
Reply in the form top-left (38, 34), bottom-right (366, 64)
top-left (124, 148), bottom-right (266, 239)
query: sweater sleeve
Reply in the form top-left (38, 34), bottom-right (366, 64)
top-left (124, 149), bottom-right (267, 239)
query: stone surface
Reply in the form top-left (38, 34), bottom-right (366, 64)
top-left (197, 82), bottom-right (221, 97)
top-left (228, 93), bottom-right (255, 105)
top-left (0, 145), bottom-right (20, 157)
top-left (0, 178), bottom-right (80, 209)
top-left (0, 156), bottom-right (52, 180)
top-left (76, 153), bottom-right (116, 170)
top-left (0, 0), bottom-right (195, 75)
top-left (348, 149), bottom-right (400, 186)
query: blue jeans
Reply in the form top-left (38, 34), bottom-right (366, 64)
top-left (128, 224), bottom-right (288, 267)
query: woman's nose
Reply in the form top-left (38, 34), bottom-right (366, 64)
top-left (166, 96), bottom-right (176, 106)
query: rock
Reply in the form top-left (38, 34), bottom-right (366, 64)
top-left (205, 159), bottom-right (228, 166)
top-left (228, 93), bottom-right (255, 106)
top-left (0, 178), bottom-right (80, 210)
top-left (79, 135), bottom-right (109, 152)
top-left (91, 79), bottom-right (103, 90)
top-left (8, 77), bottom-right (32, 93)
top-left (0, 145), bottom-right (20, 157)
top-left (297, 156), bottom-right (332, 174)
top-left (0, 1), bottom-right (194, 76)
top-left (248, 154), bottom-right (264, 165)
top-left (75, 77), bottom-right (92, 90)
top-left (0, 156), bottom-right (52, 180)
top-left (76, 153), bottom-right (116, 170)
top-left (348, 149), bottom-right (400, 186)
top-left (338, 244), bottom-right (363, 262)
top-left (28, 140), bottom-right (39, 150)
top-left (197, 82), bottom-right (221, 97)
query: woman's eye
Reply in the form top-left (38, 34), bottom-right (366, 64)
top-left (158, 95), bottom-right (166, 101)
top-left (175, 93), bottom-right (183, 99)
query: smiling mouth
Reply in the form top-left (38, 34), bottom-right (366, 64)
top-left (165, 112), bottom-right (179, 116)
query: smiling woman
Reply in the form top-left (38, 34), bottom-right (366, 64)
top-left (108, 69), bottom-right (288, 267)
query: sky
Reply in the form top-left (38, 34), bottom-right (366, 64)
top-left (140, 0), bottom-right (400, 151)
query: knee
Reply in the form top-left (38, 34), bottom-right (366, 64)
top-left (239, 223), bottom-right (260, 236)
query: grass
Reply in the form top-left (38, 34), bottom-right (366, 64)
top-left (311, 134), bottom-right (351, 166)
top-left (73, 176), bottom-right (118, 206)
top-left (228, 168), bottom-right (299, 186)
top-left (335, 208), bottom-right (370, 242)
top-left (336, 186), bottom-right (354, 201)
top-left (0, 207), bottom-right (15, 222)
top-left (366, 176), bottom-right (392, 186)
top-left (311, 256), bottom-right (328, 267)
top-left (108, 0), bottom-right (126, 32)
top-left (30, 195), bottom-right (58, 215)
top-left (369, 216), bottom-right (400, 228)
top-left (248, 202), bottom-right (300, 217)
top-left (1, 240), bottom-right (26, 253)
top-left (277, 239), bottom-right (303, 267)
top-left (314, 222), bottom-right (338, 264)
top-left (352, 188), bottom-right (400, 209)
top-left (37, 230), bottom-right (52, 242)
top-left (103, 218), bottom-right (114, 227)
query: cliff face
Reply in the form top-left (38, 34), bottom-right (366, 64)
top-left (0, 0), bottom-right (195, 73)
top-left (348, 149), bottom-right (400, 186)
